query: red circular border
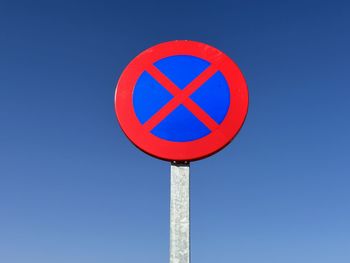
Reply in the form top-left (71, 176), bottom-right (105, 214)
top-left (115, 40), bottom-right (249, 161)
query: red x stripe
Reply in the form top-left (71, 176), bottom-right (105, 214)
top-left (143, 62), bottom-right (221, 131)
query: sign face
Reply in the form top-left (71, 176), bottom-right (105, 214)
top-left (115, 40), bottom-right (248, 161)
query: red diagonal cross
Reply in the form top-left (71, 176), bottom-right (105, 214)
top-left (142, 62), bottom-right (221, 131)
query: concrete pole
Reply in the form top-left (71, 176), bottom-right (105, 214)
top-left (170, 162), bottom-right (190, 263)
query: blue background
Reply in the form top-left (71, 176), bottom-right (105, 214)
top-left (0, 1), bottom-right (349, 262)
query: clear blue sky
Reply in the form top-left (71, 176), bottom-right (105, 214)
top-left (0, 0), bottom-right (349, 262)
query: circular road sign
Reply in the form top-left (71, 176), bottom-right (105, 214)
top-left (115, 40), bottom-right (248, 161)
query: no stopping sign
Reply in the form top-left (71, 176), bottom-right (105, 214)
top-left (115, 40), bottom-right (248, 161)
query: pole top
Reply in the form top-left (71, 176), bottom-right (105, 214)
top-left (171, 160), bottom-right (190, 166)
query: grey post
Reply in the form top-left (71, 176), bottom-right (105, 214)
top-left (170, 162), bottom-right (190, 263)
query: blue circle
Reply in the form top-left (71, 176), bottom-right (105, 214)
top-left (133, 55), bottom-right (230, 142)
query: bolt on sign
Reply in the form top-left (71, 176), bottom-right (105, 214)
top-left (115, 40), bottom-right (249, 263)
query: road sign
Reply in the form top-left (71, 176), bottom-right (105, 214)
top-left (115, 40), bottom-right (248, 161)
